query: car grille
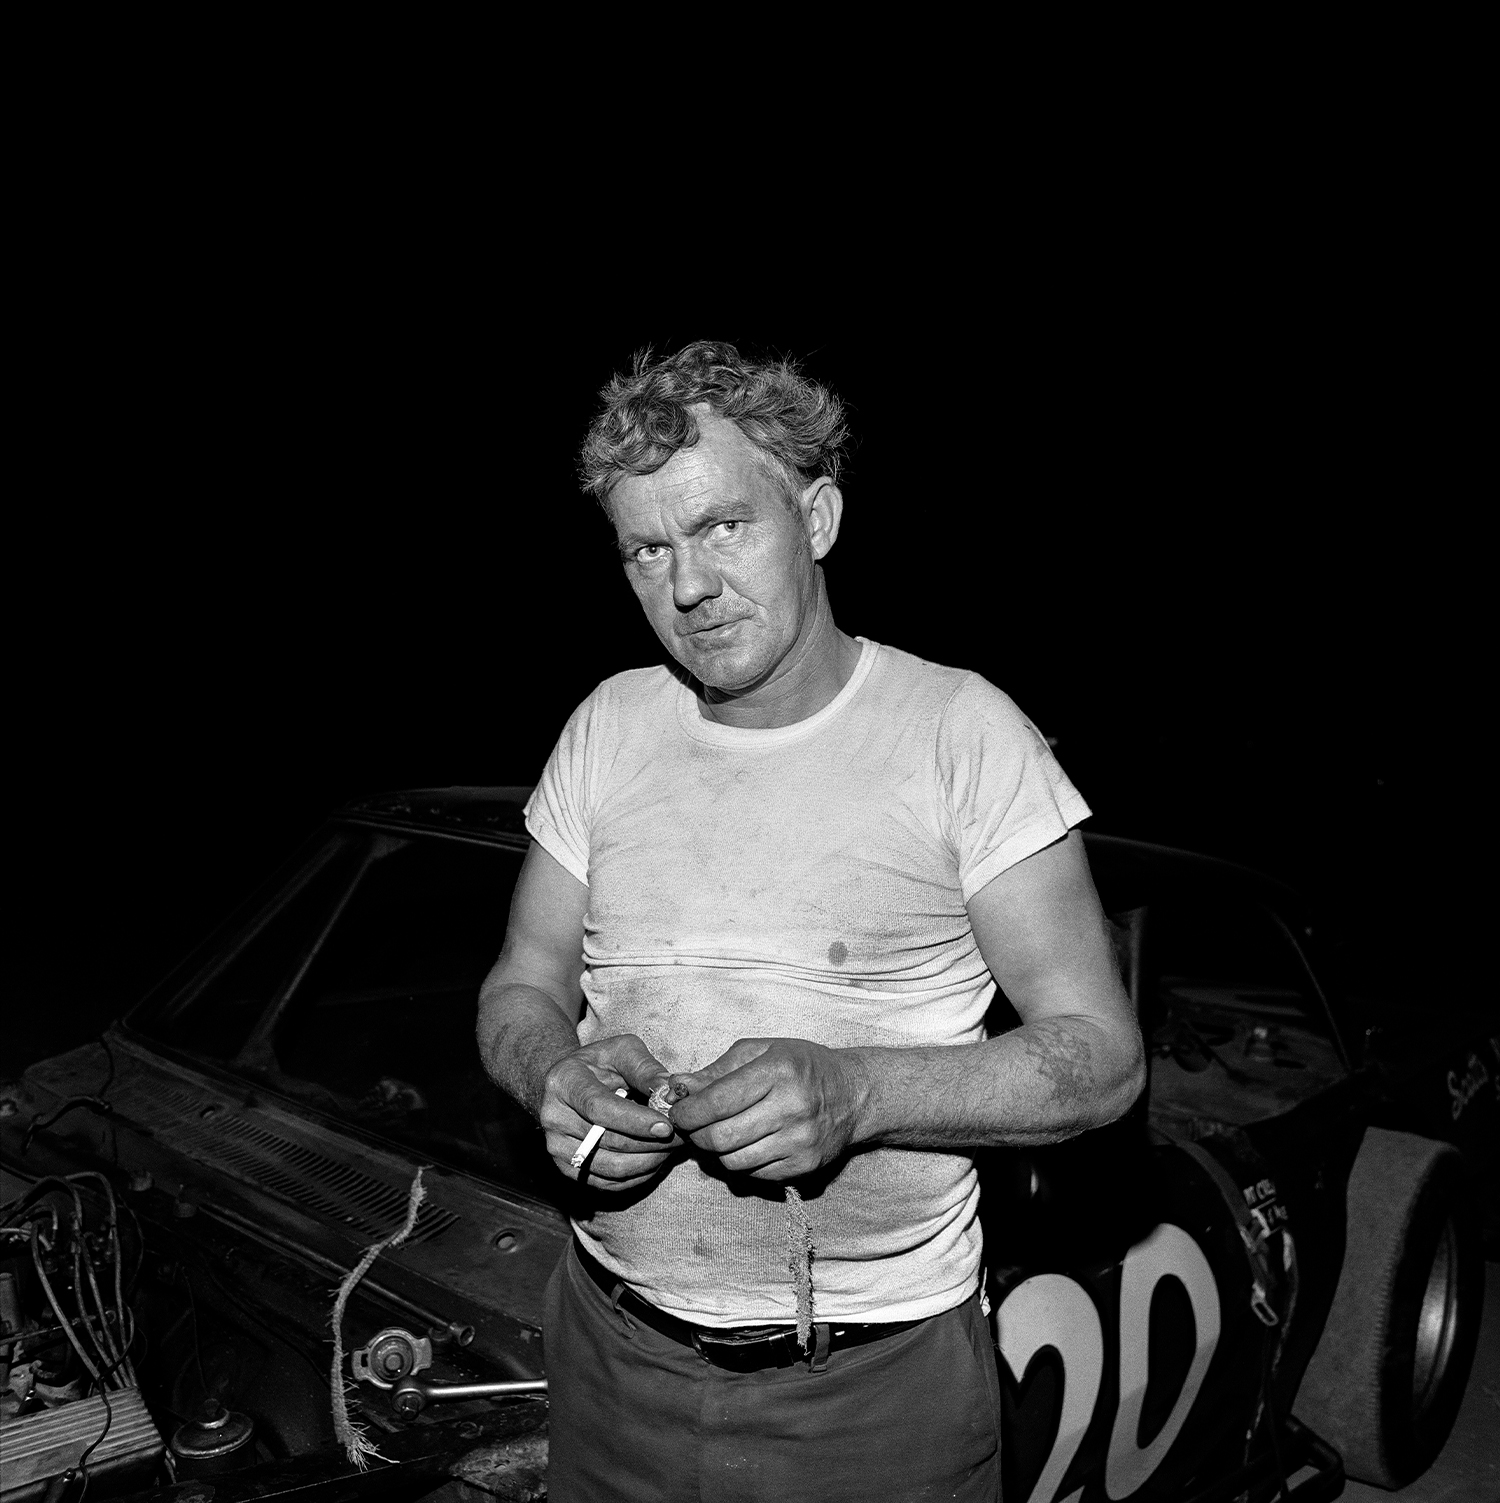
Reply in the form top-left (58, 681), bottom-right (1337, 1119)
top-left (120, 1082), bottom-right (459, 1245)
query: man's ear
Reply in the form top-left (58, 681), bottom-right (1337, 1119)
top-left (801, 477), bottom-right (843, 561)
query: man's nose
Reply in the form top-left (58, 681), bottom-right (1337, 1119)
top-left (671, 546), bottom-right (722, 612)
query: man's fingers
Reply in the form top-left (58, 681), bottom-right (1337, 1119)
top-left (589, 1127), bottom-right (681, 1155)
top-left (578, 1093), bottom-right (673, 1141)
top-left (671, 1056), bottom-right (777, 1132)
top-left (588, 1033), bottom-right (674, 1098)
top-left (557, 1069), bottom-right (673, 1141)
top-left (668, 1038), bottom-right (770, 1097)
top-left (588, 1169), bottom-right (661, 1191)
top-left (584, 1145), bottom-right (675, 1181)
top-left (548, 1133), bottom-right (675, 1187)
top-left (681, 1098), bottom-right (783, 1157)
top-left (716, 1143), bottom-right (800, 1180)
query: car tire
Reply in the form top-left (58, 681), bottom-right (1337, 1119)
top-left (1294, 1126), bottom-right (1482, 1487)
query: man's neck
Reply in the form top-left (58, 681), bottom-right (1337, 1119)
top-left (698, 597), bottom-right (862, 731)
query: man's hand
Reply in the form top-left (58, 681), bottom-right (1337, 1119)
top-left (541, 1034), bottom-right (678, 1190)
top-left (667, 1038), bottom-right (869, 1181)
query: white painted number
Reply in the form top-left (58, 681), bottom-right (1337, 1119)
top-left (997, 1222), bottom-right (1222, 1503)
top-left (1105, 1223), bottom-right (1221, 1498)
top-left (996, 1275), bottom-right (1104, 1503)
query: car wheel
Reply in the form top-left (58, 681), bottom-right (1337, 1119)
top-left (1294, 1126), bottom-right (1482, 1487)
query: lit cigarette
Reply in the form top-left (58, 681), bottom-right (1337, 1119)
top-left (570, 1087), bottom-right (628, 1169)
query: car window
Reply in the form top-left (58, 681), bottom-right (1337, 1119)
top-left (138, 828), bottom-right (559, 1200)
top-left (1146, 892), bottom-right (1344, 1129)
top-left (141, 833), bottom-right (371, 1059)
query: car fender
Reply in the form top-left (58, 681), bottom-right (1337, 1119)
top-left (993, 1136), bottom-right (1298, 1503)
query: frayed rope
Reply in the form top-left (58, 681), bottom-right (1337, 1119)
top-left (651, 1081), bottom-right (815, 1348)
top-left (329, 1168), bottom-right (427, 1469)
top-left (783, 1185), bottom-right (814, 1348)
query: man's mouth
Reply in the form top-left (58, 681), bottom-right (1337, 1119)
top-left (682, 618), bottom-right (745, 638)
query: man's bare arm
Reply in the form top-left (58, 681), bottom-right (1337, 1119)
top-left (855, 827), bottom-right (1144, 1146)
top-left (670, 831), bottom-right (1145, 1178)
top-left (477, 841), bottom-right (674, 1188)
top-left (477, 841), bottom-right (589, 1115)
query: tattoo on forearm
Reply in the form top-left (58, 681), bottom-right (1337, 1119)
top-left (1021, 1020), bottom-right (1096, 1108)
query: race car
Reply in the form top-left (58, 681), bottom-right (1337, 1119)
top-left (0, 787), bottom-right (1492, 1503)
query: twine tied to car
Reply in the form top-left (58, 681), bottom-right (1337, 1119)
top-left (328, 1167), bottom-right (427, 1469)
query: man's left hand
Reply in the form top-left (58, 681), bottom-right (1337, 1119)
top-left (667, 1038), bottom-right (868, 1180)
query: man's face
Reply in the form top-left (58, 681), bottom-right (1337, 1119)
top-left (607, 410), bottom-right (823, 696)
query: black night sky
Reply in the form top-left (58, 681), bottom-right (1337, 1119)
top-left (10, 264), bottom-right (1476, 1075)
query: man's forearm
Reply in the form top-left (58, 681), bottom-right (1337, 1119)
top-left (848, 1014), bottom-right (1145, 1150)
top-left (476, 981), bottom-right (581, 1120)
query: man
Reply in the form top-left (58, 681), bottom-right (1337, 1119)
top-left (477, 342), bottom-right (1144, 1502)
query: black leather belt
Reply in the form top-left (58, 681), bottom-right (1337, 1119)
top-left (573, 1240), bottom-right (922, 1372)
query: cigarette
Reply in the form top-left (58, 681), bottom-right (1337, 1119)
top-left (570, 1087), bottom-right (628, 1169)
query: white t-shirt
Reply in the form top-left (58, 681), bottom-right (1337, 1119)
top-left (525, 638), bottom-right (1090, 1325)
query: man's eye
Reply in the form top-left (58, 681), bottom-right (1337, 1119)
top-left (634, 544), bottom-right (668, 563)
top-left (715, 521), bottom-right (741, 537)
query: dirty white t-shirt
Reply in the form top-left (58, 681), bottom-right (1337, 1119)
top-left (524, 638), bottom-right (1090, 1325)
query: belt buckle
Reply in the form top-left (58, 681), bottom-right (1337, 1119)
top-left (692, 1324), bottom-right (794, 1362)
top-left (699, 1324), bottom-right (790, 1347)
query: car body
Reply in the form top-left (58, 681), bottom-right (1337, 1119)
top-left (1, 788), bottom-right (1493, 1503)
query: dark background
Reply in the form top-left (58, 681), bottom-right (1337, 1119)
top-left (10, 271), bottom-right (1475, 1076)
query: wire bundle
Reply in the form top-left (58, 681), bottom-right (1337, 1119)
top-left (2, 1171), bottom-right (144, 1503)
top-left (1, 1173), bottom-right (139, 1393)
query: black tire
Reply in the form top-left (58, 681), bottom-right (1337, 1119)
top-left (1294, 1126), bottom-right (1483, 1486)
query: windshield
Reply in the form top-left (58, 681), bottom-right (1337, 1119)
top-left (132, 826), bottom-right (557, 1199)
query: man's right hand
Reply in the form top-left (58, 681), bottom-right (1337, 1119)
top-left (540, 1034), bottom-right (678, 1190)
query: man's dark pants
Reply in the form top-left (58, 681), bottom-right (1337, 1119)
top-left (543, 1241), bottom-right (1000, 1502)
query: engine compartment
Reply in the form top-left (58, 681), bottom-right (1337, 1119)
top-left (2, 1166), bottom-right (170, 1502)
top-left (0, 1152), bottom-right (549, 1503)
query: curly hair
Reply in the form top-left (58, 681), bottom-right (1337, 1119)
top-left (578, 340), bottom-right (850, 508)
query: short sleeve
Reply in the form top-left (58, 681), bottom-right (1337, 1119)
top-left (523, 689), bottom-right (606, 886)
top-left (937, 675), bottom-right (1092, 902)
